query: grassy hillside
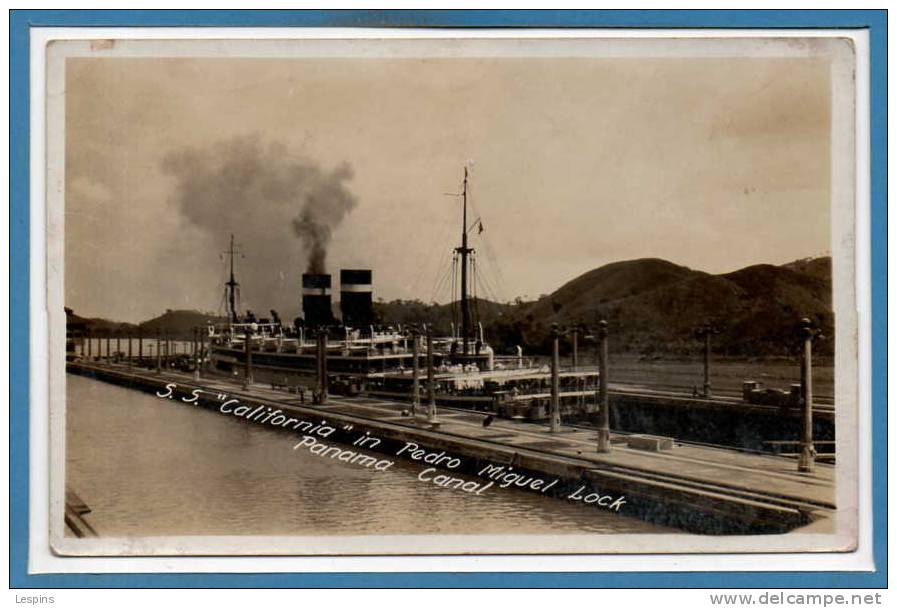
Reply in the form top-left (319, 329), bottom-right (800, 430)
top-left (492, 257), bottom-right (833, 357)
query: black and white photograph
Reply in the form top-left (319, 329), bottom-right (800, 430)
top-left (46, 34), bottom-right (858, 556)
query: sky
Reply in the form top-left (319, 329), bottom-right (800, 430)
top-left (64, 50), bottom-right (832, 322)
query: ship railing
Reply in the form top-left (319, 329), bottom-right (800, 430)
top-left (209, 322), bottom-right (284, 339)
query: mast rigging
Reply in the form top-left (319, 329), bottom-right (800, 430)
top-left (455, 167), bottom-right (474, 355)
top-left (224, 234), bottom-right (241, 325)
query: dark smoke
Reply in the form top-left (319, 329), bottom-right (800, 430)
top-left (291, 162), bottom-right (357, 274)
top-left (161, 135), bottom-right (358, 313)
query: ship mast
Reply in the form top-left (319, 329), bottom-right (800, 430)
top-left (225, 234), bottom-right (239, 326)
top-left (455, 167), bottom-right (473, 355)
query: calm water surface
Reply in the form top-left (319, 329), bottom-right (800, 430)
top-left (66, 375), bottom-right (670, 537)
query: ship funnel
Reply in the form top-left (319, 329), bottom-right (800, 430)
top-left (340, 269), bottom-right (373, 328)
top-left (302, 273), bottom-right (333, 327)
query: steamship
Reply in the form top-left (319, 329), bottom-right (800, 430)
top-left (206, 169), bottom-right (601, 420)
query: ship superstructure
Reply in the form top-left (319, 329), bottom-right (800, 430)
top-left (206, 168), bottom-right (601, 419)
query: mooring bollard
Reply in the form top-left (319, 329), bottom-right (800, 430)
top-left (426, 324), bottom-right (437, 424)
top-left (596, 320), bottom-right (611, 452)
top-left (411, 327), bottom-right (421, 417)
top-left (798, 318), bottom-right (818, 473)
top-left (549, 323), bottom-right (561, 433)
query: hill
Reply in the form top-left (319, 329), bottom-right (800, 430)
top-left (69, 309), bottom-right (226, 339)
top-left (138, 310), bottom-right (228, 337)
top-left (65, 311), bottom-right (137, 335)
top-left (781, 256), bottom-right (832, 282)
top-left (492, 256), bottom-right (833, 357)
top-left (521, 258), bottom-right (707, 323)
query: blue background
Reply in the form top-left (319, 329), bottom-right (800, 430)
top-left (9, 9), bottom-right (888, 589)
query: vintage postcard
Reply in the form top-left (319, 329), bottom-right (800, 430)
top-left (43, 34), bottom-right (859, 558)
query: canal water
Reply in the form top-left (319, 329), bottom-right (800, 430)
top-left (66, 374), bottom-right (670, 537)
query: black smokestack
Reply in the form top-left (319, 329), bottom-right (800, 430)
top-left (302, 273), bottom-right (333, 327)
top-left (340, 269), bottom-right (373, 327)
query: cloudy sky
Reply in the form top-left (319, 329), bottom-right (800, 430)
top-left (64, 44), bottom-right (832, 322)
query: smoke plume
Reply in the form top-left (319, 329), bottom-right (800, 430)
top-left (291, 162), bottom-right (357, 273)
top-left (161, 135), bottom-right (358, 313)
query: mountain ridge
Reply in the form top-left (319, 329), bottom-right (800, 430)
top-left (492, 256), bottom-right (832, 356)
